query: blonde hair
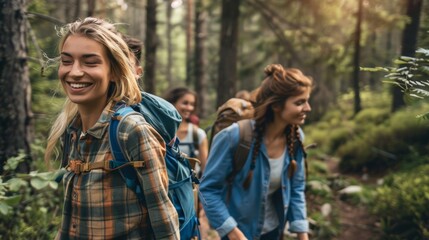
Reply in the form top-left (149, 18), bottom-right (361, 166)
top-left (45, 17), bottom-right (142, 165)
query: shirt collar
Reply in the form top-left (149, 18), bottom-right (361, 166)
top-left (67, 101), bottom-right (118, 139)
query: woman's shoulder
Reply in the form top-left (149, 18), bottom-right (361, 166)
top-left (116, 113), bottom-right (159, 139)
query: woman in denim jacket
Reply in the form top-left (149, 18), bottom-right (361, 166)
top-left (200, 64), bottom-right (312, 240)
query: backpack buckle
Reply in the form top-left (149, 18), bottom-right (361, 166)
top-left (68, 160), bottom-right (90, 174)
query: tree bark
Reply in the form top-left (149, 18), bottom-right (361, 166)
top-left (87, 0), bottom-right (96, 17)
top-left (392, 0), bottom-right (423, 112)
top-left (352, 0), bottom-right (363, 115)
top-left (194, 0), bottom-right (207, 117)
top-left (216, 0), bottom-right (240, 108)
top-left (0, 0), bottom-right (32, 173)
top-left (166, 0), bottom-right (173, 87)
top-left (144, 0), bottom-right (157, 93)
top-left (186, 0), bottom-right (193, 86)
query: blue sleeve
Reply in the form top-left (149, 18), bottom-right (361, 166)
top-left (199, 125), bottom-right (239, 237)
top-left (287, 129), bottom-right (309, 233)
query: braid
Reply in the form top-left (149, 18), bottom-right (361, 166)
top-left (242, 122), bottom-right (264, 189)
top-left (287, 125), bottom-right (298, 178)
top-left (295, 126), bottom-right (308, 178)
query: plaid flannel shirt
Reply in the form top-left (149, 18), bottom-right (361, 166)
top-left (56, 102), bottom-right (179, 240)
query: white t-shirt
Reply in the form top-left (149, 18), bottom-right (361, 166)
top-left (178, 123), bottom-right (206, 157)
top-left (261, 147), bottom-right (285, 234)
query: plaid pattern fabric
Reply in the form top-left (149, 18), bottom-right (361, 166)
top-left (57, 102), bottom-right (179, 240)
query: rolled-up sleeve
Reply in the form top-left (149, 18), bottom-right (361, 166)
top-left (287, 133), bottom-right (309, 233)
top-left (199, 125), bottom-right (238, 237)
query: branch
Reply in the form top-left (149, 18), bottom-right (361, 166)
top-left (246, 0), bottom-right (302, 63)
top-left (26, 12), bottom-right (64, 25)
top-left (26, 19), bottom-right (45, 68)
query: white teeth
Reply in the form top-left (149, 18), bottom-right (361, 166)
top-left (70, 83), bottom-right (91, 89)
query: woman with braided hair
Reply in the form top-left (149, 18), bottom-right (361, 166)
top-left (200, 64), bottom-right (312, 240)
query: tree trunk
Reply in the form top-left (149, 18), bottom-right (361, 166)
top-left (0, 0), bottom-right (32, 174)
top-left (87, 0), bottom-right (96, 17)
top-left (64, 0), bottom-right (81, 22)
top-left (74, 0), bottom-right (81, 20)
top-left (186, 0), bottom-right (193, 86)
top-left (216, 0), bottom-right (240, 108)
top-left (144, 0), bottom-right (157, 93)
top-left (194, 0), bottom-right (207, 117)
top-left (166, 0), bottom-right (173, 87)
top-left (392, 0), bottom-right (422, 112)
top-left (352, 0), bottom-right (363, 115)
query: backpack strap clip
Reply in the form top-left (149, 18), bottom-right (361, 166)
top-left (67, 160), bottom-right (92, 174)
top-left (67, 159), bottom-right (146, 174)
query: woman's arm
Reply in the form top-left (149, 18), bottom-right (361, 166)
top-left (297, 232), bottom-right (309, 240)
top-left (199, 125), bottom-right (240, 237)
top-left (227, 227), bottom-right (248, 240)
top-left (198, 136), bottom-right (208, 173)
top-left (287, 146), bottom-right (309, 234)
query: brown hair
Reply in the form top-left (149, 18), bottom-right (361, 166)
top-left (242, 64), bottom-right (313, 188)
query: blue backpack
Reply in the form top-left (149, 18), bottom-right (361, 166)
top-left (61, 92), bottom-right (200, 239)
top-left (109, 92), bottom-right (200, 239)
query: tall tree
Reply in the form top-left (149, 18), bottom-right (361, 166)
top-left (144, 0), bottom-right (158, 93)
top-left (87, 0), bottom-right (96, 16)
top-left (186, 0), bottom-right (193, 86)
top-left (352, 0), bottom-right (363, 114)
top-left (194, 0), bottom-right (207, 117)
top-left (392, 0), bottom-right (423, 112)
top-left (216, 0), bottom-right (240, 107)
top-left (166, 0), bottom-right (173, 87)
top-left (0, 0), bottom-right (32, 173)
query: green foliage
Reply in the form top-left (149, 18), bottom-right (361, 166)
top-left (337, 103), bottom-right (429, 173)
top-left (305, 87), bottom-right (429, 174)
top-left (371, 165), bottom-right (429, 239)
top-left (354, 107), bottom-right (390, 126)
top-left (0, 154), bottom-right (63, 239)
top-left (364, 47), bottom-right (429, 118)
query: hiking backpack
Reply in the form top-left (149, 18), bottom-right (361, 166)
top-left (62, 92), bottom-right (200, 240)
top-left (207, 98), bottom-right (255, 185)
top-left (208, 97), bottom-right (255, 148)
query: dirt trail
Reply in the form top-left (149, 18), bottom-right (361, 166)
top-left (325, 158), bottom-right (382, 240)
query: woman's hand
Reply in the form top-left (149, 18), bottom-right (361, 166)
top-left (297, 232), bottom-right (309, 240)
top-left (227, 227), bottom-right (248, 240)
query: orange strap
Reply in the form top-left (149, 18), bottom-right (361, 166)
top-left (67, 159), bottom-right (145, 174)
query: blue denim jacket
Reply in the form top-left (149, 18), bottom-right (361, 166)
top-left (199, 121), bottom-right (309, 239)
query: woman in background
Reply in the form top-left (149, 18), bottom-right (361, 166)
top-left (164, 87), bottom-right (208, 174)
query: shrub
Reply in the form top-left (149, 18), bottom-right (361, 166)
top-left (337, 104), bottom-right (429, 174)
top-left (371, 166), bottom-right (429, 239)
top-left (0, 152), bottom-right (62, 239)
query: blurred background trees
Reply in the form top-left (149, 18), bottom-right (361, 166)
top-left (0, 0), bottom-right (428, 239)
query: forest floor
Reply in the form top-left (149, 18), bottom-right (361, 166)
top-left (325, 157), bottom-right (382, 240)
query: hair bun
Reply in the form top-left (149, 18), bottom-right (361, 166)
top-left (264, 64), bottom-right (284, 76)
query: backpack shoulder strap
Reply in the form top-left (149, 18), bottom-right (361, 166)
top-left (109, 106), bottom-right (146, 200)
top-left (109, 106), bottom-right (136, 162)
top-left (227, 119), bottom-right (253, 183)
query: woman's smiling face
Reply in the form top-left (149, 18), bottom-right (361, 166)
top-left (276, 88), bottom-right (312, 126)
top-left (58, 35), bottom-right (112, 109)
top-left (174, 93), bottom-right (196, 120)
